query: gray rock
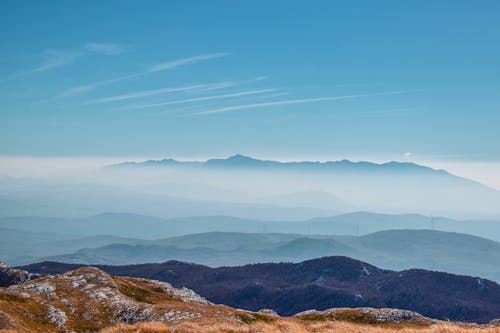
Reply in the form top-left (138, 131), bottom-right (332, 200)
top-left (295, 307), bottom-right (432, 325)
top-left (0, 262), bottom-right (43, 287)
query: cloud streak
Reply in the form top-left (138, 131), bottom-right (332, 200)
top-left (88, 75), bottom-right (267, 105)
top-left (84, 42), bottom-right (127, 55)
top-left (2, 50), bottom-right (81, 81)
top-left (62, 52), bottom-right (231, 96)
top-left (31, 50), bottom-right (81, 73)
top-left (148, 53), bottom-right (230, 72)
top-left (121, 89), bottom-right (278, 111)
top-left (86, 82), bottom-right (237, 105)
top-left (61, 73), bottom-right (143, 97)
top-left (193, 91), bottom-right (410, 115)
top-left (86, 85), bottom-right (206, 104)
top-left (3, 43), bottom-right (125, 82)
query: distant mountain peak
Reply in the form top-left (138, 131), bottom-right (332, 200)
top-left (208, 154), bottom-right (262, 164)
top-left (227, 154), bottom-right (254, 160)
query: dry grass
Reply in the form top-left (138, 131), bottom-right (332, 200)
top-left (99, 322), bottom-right (171, 333)
top-left (99, 321), bottom-right (500, 333)
top-left (303, 322), bottom-right (500, 333)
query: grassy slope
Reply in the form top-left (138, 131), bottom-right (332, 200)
top-left (97, 321), bottom-right (500, 333)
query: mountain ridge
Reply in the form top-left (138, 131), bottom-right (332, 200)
top-left (111, 154), bottom-right (453, 176)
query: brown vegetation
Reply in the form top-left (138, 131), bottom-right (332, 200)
top-left (98, 321), bottom-right (500, 333)
top-left (99, 322), bottom-right (171, 333)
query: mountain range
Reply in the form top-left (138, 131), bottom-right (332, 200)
top-left (107, 155), bottom-right (500, 219)
top-left (3, 155), bottom-right (500, 219)
top-left (111, 154), bottom-right (458, 176)
top-left (2, 210), bottom-right (500, 281)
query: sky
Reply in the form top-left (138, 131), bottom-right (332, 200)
top-left (0, 1), bottom-right (499, 187)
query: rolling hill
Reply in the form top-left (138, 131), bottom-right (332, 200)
top-left (2, 211), bottom-right (500, 241)
top-left (29, 229), bottom-right (500, 282)
top-left (1, 211), bottom-right (500, 266)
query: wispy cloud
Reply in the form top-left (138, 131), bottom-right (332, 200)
top-left (85, 85), bottom-right (205, 104)
top-left (61, 73), bottom-right (143, 97)
top-left (2, 43), bottom-right (125, 82)
top-left (194, 91), bottom-right (409, 115)
top-left (120, 89), bottom-right (279, 111)
top-left (61, 85), bottom-right (97, 96)
top-left (257, 92), bottom-right (290, 98)
top-left (3, 49), bottom-right (81, 81)
top-left (62, 52), bottom-right (231, 96)
top-left (86, 82), bottom-right (237, 105)
top-left (31, 50), bottom-right (81, 73)
top-left (148, 53), bottom-right (230, 72)
top-left (83, 75), bottom-right (265, 104)
top-left (84, 42), bottom-right (127, 55)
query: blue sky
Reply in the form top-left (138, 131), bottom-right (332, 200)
top-left (1, 0), bottom-right (499, 163)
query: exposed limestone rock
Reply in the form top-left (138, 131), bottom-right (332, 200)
top-left (46, 305), bottom-right (67, 329)
top-left (295, 307), bottom-right (432, 325)
top-left (258, 308), bottom-right (278, 316)
top-left (21, 280), bottom-right (56, 298)
top-left (61, 266), bottom-right (118, 290)
top-left (0, 266), bottom-right (218, 332)
top-left (489, 319), bottom-right (500, 326)
top-left (0, 261), bottom-right (42, 287)
top-left (138, 278), bottom-right (212, 305)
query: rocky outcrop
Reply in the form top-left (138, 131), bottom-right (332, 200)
top-left (0, 261), bottom-right (42, 287)
top-left (295, 307), bottom-right (433, 325)
top-left (0, 266), bottom-right (226, 332)
top-left (258, 308), bottom-right (278, 316)
top-left (489, 319), bottom-right (500, 326)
